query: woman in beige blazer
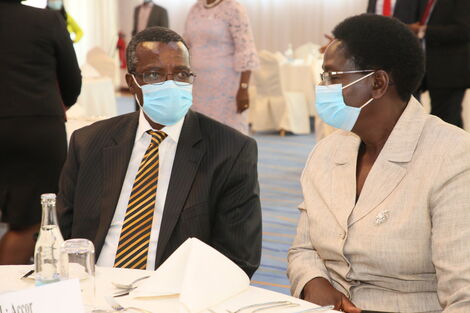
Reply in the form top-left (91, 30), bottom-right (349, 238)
top-left (288, 14), bottom-right (470, 313)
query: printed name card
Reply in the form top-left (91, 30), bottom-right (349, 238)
top-left (0, 279), bottom-right (85, 313)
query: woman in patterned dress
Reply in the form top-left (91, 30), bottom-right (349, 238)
top-left (184, 0), bottom-right (259, 134)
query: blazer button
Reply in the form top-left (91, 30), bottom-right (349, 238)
top-left (339, 232), bottom-right (346, 240)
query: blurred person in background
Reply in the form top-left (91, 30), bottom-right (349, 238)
top-left (367, 0), bottom-right (425, 24)
top-left (409, 0), bottom-right (470, 128)
top-left (46, 0), bottom-right (83, 43)
top-left (320, 0), bottom-right (426, 54)
top-left (0, 0), bottom-right (81, 264)
top-left (184, 0), bottom-right (259, 134)
top-left (132, 0), bottom-right (169, 36)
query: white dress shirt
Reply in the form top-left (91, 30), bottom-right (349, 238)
top-left (375, 0), bottom-right (397, 15)
top-left (97, 111), bottom-right (184, 270)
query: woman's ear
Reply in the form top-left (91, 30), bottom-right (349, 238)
top-left (371, 70), bottom-right (390, 99)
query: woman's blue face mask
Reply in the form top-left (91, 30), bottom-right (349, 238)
top-left (315, 71), bottom-right (375, 131)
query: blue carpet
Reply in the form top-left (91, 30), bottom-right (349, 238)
top-left (250, 132), bottom-right (316, 295)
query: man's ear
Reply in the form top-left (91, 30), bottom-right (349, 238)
top-left (126, 73), bottom-right (137, 95)
top-left (371, 70), bottom-right (390, 99)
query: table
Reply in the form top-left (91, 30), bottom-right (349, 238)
top-left (67, 77), bottom-right (117, 119)
top-left (0, 265), bottom-right (338, 313)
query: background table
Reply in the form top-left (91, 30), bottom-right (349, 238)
top-left (0, 265), bottom-right (338, 313)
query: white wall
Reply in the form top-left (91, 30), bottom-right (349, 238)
top-left (118, 0), bottom-right (368, 52)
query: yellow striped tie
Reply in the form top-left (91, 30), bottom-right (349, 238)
top-left (114, 130), bottom-right (167, 269)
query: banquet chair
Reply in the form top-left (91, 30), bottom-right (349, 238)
top-left (86, 47), bottom-right (117, 86)
top-left (250, 50), bottom-right (310, 135)
top-left (294, 42), bottom-right (321, 62)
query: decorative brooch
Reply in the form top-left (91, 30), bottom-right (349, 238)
top-left (375, 210), bottom-right (390, 225)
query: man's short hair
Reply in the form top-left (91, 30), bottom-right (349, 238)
top-left (332, 14), bottom-right (425, 102)
top-left (126, 26), bottom-right (189, 74)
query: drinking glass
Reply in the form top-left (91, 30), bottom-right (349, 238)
top-left (60, 239), bottom-right (96, 310)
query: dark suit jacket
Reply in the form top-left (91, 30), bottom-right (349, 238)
top-left (424, 0), bottom-right (470, 89)
top-left (132, 4), bottom-right (169, 36)
top-left (57, 110), bottom-right (262, 277)
top-left (367, 0), bottom-right (426, 24)
top-left (0, 1), bottom-right (81, 117)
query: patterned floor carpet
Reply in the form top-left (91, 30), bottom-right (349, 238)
top-left (250, 132), bottom-right (316, 295)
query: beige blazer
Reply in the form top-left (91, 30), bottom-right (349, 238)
top-left (288, 98), bottom-right (470, 313)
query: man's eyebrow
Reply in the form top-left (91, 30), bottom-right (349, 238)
top-left (140, 66), bottom-right (164, 72)
top-left (173, 65), bottom-right (191, 70)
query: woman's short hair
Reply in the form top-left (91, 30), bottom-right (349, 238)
top-left (332, 14), bottom-right (425, 102)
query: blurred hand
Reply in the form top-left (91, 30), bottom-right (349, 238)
top-left (302, 278), bottom-right (361, 313)
top-left (408, 22), bottom-right (421, 35)
top-left (319, 34), bottom-right (334, 54)
top-left (236, 87), bottom-right (249, 113)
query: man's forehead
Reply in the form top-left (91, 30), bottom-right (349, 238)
top-left (136, 41), bottom-right (188, 56)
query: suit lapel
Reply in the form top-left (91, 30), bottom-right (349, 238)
top-left (349, 98), bottom-right (427, 226)
top-left (94, 113), bottom-right (139, 257)
top-left (155, 111), bottom-right (205, 266)
top-left (330, 133), bottom-right (361, 232)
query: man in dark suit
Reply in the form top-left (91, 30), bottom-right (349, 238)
top-left (319, 0), bottom-right (425, 54)
top-left (132, 0), bottom-right (169, 37)
top-left (0, 0), bottom-right (81, 264)
top-left (366, 0), bottom-right (426, 24)
top-left (409, 0), bottom-right (470, 128)
top-left (58, 27), bottom-right (262, 277)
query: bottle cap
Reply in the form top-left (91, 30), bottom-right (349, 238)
top-left (41, 193), bottom-right (56, 201)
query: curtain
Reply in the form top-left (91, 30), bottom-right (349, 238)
top-left (118, 0), bottom-right (368, 53)
top-left (63, 0), bottom-right (118, 65)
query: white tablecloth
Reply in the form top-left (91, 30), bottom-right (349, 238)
top-left (0, 265), bottom-right (338, 313)
top-left (67, 77), bottom-right (117, 119)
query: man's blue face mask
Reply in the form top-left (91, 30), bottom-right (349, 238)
top-left (132, 76), bottom-right (193, 126)
top-left (315, 71), bottom-right (375, 132)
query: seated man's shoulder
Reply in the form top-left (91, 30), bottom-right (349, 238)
top-left (71, 112), bottom-right (137, 145)
top-left (195, 111), bottom-right (256, 150)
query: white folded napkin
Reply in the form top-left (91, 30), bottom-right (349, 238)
top-left (130, 238), bottom-right (250, 313)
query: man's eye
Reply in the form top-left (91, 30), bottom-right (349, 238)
top-left (148, 72), bottom-right (162, 79)
top-left (176, 72), bottom-right (190, 79)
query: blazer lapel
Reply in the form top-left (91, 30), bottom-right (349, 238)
top-left (330, 132), bottom-right (361, 232)
top-left (349, 98), bottom-right (427, 226)
top-left (94, 113), bottom-right (139, 257)
top-left (155, 111), bottom-right (205, 266)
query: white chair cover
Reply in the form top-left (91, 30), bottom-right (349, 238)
top-left (294, 42), bottom-right (321, 61)
top-left (250, 50), bottom-right (310, 134)
top-left (86, 47), bottom-right (117, 87)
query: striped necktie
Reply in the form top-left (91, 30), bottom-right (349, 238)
top-left (114, 130), bottom-right (167, 269)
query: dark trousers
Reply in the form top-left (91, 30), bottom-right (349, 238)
top-left (429, 88), bottom-right (466, 128)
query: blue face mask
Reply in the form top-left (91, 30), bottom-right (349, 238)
top-left (315, 72), bottom-right (375, 131)
top-left (48, 1), bottom-right (63, 10)
top-left (132, 76), bottom-right (193, 126)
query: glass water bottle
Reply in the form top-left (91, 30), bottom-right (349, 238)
top-left (34, 193), bottom-right (65, 285)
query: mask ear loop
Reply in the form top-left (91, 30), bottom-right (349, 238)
top-left (131, 74), bottom-right (143, 108)
top-left (342, 71), bottom-right (375, 89)
top-left (359, 97), bottom-right (374, 109)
